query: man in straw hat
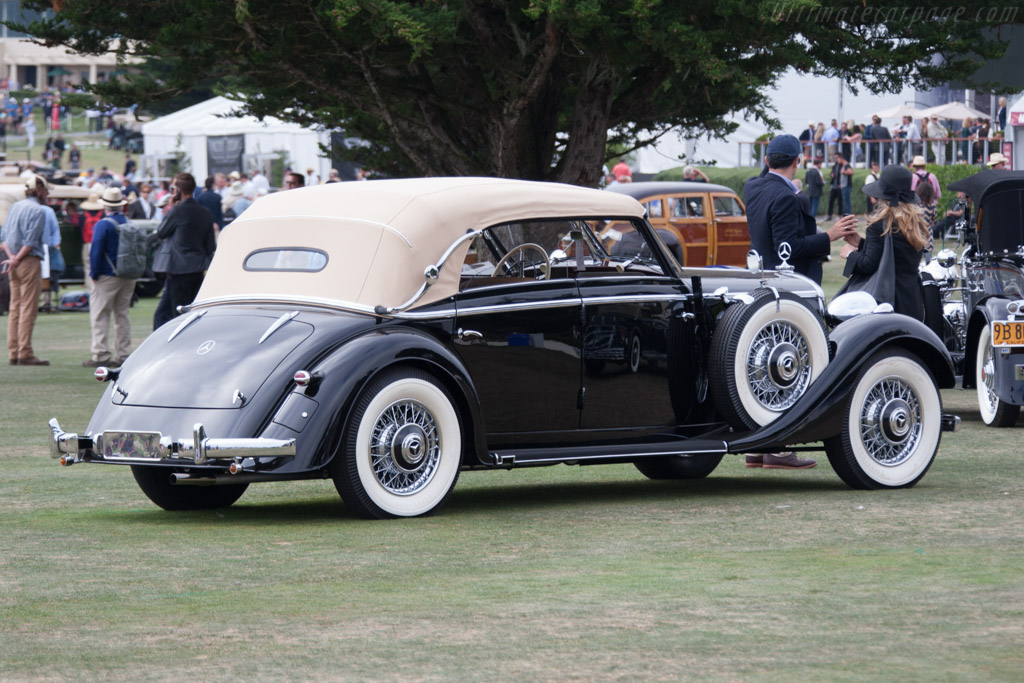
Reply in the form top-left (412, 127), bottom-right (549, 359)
top-left (84, 187), bottom-right (137, 367)
top-left (909, 156), bottom-right (941, 201)
top-left (987, 152), bottom-right (1009, 170)
top-left (1, 175), bottom-right (51, 365)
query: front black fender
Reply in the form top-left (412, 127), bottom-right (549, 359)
top-left (727, 312), bottom-right (955, 453)
top-left (964, 298), bottom-right (1024, 403)
top-left (963, 297), bottom-right (1010, 390)
top-left (269, 327), bottom-right (487, 470)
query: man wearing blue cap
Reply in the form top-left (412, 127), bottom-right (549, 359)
top-left (745, 134), bottom-right (860, 284)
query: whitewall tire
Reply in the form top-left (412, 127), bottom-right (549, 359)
top-left (709, 290), bottom-right (829, 429)
top-left (975, 324), bottom-right (1020, 427)
top-left (331, 369), bottom-right (462, 518)
top-left (825, 349), bottom-right (941, 489)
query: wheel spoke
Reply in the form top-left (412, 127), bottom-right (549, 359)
top-left (745, 321), bottom-right (812, 411)
top-left (368, 399), bottom-right (441, 495)
top-left (859, 377), bottom-right (921, 466)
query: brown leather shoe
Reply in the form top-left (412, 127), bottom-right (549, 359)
top-left (763, 452), bottom-right (816, 469)
top-left (18, 356), bottom-right (50, 366)
top-left (745, 455), bottom-right (763, 468)
top-left (82, 359), bottom-right (109, 368)
top-left (8, 358), bottom-right (17, 366)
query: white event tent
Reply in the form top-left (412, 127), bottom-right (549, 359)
top-left (141, 96), bottom-right (332, 182)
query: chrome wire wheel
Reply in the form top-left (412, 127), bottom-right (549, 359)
top-left (857, 376), bottom-right (921, 467)
top-left (746, 321), bottom-right (812, 412)
top-left (332, 370), bottom-right (462, 518)
top-left (824, 348), bottom-right (941, 490)
top-left (369, 399), bottom-right (441, 495)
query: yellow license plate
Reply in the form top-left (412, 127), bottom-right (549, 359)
top-left (991, 320), bottom-right (1024, 346)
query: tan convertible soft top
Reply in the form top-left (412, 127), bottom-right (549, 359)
top-left (195, 177), bottom-right (645, 312)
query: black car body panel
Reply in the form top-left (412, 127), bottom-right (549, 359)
top-left (49, 178), bottom-right (958, 516)
top-left (935, 171), bottom-right (1024, 420)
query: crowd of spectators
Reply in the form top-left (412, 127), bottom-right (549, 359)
top-left (796, 104), bottom-right (1009, 171)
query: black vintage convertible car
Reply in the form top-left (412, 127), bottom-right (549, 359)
top-left (50, 178), bottom-right (959, 518)
top-left (923, 170), bottom-right (1024, 426)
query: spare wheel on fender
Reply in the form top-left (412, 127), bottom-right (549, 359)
top-left (708, 288), bottom-right (829, 430)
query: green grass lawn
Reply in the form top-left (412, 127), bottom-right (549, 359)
top-left (5, 109), bottom-right (134, 176)
top-left (2, 278), bottom-right (1023, 680)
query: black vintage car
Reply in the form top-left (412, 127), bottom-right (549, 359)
top-left (923, 170), bottom-right (1024, 427)
top-left (50, 178), bottom-right (959, 518)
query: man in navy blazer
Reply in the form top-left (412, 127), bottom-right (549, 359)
top-left (745, 134), bottom-right (859, 285)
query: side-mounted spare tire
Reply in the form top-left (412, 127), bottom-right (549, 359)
top-left (709, 288), bottom-right (829, 430)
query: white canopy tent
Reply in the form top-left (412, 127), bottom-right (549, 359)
top-left (919, 101), bottom-right (989, 122)
top-left (864, 103), bottom-right (925, 121)
top-left (141, 97), bottom-right (333, 183)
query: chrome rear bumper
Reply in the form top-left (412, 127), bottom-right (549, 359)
top-left (48, 418), bottom-right (296, 466)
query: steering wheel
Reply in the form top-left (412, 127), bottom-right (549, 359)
top-left (491, 243), bottom-right (551, 280)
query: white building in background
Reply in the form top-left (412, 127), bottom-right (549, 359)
top-left (637, 69), bottom-right (921, 172)
top-left (0, 1), bottom-right (122, 90)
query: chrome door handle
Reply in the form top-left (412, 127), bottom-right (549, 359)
top-left (458, 328), bottom-right (483, 341)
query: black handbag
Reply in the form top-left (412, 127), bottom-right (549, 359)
top-left (836, 220), bottom-right (896, 305)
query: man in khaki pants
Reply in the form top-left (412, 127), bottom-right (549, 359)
top-left (83, 187), bottom-right (136, 368)
top-left (1, 175), bottom-right (50, 366)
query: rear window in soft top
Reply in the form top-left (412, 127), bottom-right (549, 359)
top-left (243, 248), bottom-right (329, 272)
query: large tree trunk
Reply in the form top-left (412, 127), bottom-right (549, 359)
top-left (556, 67), bottom-right (615, 187)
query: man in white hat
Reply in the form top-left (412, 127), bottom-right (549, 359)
top-left (84, 187), bottom-right (136, 367)
top-left (987, 152), bottom-right (1009, 170)
top-left (1, 175), bottom-right (51, 365)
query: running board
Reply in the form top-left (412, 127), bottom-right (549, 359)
top-left (487, 439), bottom-right (729, 467)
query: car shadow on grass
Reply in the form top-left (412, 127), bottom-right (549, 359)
top-left (445, 474), bottom-right (847, 514)
top-left (92, 470), bottom-right (847, 524)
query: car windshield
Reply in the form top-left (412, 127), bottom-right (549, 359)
top-left (459, 217), bottom-right (677, 287)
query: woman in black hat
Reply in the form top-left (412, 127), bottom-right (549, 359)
top-left (840, 164), bottom-right (931, 320)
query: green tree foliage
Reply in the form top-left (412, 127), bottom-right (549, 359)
top-left (12, 1), bottom-right (1015, 185)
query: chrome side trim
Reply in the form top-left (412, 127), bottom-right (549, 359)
top-left (259, 311), bottom-right (299, 344)
top-left (455, 298), bottom-right (582, 317)
top-left (580, 294), bottom-right (690, 306)
top-left (231, 215), bottom-right (412, 248)
top-left (191, 294), bottom-right (380, 316)
top-left (167, 309), bottom-right (207, 342)
top-left (188, 292), bottom-right (698, 322)
top-left (492, 445), bottom-right (729, 465)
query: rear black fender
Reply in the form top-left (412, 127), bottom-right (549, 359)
top-left (268, 328), bottom-right (487, 470)
top-left (726, 313), bottom-right (954, 452)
